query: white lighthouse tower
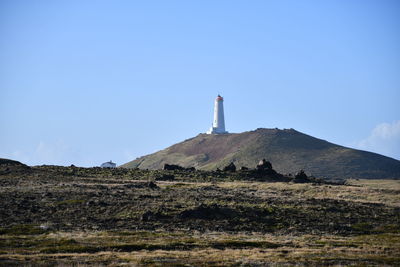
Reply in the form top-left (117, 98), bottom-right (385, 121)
top-left (207, 95), bottom-right (228, 134)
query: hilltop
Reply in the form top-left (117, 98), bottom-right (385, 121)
top-left (122, 128), bottom-right (400, 180)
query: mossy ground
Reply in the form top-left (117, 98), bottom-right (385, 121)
top-left (0, 166), bottom-right (399, 266)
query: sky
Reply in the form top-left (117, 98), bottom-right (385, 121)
top-left (1, 0), bottom-right (399, 166)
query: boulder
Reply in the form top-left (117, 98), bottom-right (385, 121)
top-left (223, 162), bottom-right (236, 172)
top-left (256, 159), bottom-right (272, 171)
top-left (147, 181), bottom-right (159, 189)
top-left (163, 164), bottom-right (184, 171)
top-left (293, 170), bottom-right (310, 183)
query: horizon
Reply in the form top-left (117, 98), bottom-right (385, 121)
top-left (1, 0), bottom-right (399, 166)
top-left (3, 126), bottom-right (400, 167)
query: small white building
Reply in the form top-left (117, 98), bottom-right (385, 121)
top-left (100, 160), bottom-right (116, 168)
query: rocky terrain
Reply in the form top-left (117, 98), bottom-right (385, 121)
top-left (0, 159), bottom-right (399, 266)
top-left (122, 128), bottom-right (400, 180)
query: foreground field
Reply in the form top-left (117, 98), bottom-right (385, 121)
top-left (1, 230), bottom-right (399, 266)
top-left (0, 164), bottom-right (399, 266)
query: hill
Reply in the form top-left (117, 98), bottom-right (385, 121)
top-left (0, 158), bottom-right (31, 175)
top-left (121, 128), bottom-right (400, 180)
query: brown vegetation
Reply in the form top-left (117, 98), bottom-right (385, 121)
top-left (0, 162), bottom-right (399, 266)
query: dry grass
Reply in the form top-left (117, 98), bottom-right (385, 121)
top-left (217, 179), bottom-right (400, 207)
top-left (1, 179), bottom-right (399, 266)
top-left (347, 178), bottom-right (400, 189)
top-left (1, 231), bottom-right (399, 266)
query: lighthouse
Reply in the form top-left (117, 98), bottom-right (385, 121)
top-left (207, 95), bottom-right (228, 134)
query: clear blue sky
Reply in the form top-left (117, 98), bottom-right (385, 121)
top-left (1, 0), bottom-right (399, 166)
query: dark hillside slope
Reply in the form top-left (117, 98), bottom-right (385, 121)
top-left (0, 158), bottom-right (31, 175)
top-left (121, 128), bottom-right (400, 180)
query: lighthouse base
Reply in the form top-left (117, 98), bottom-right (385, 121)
top-left (207, 127), bottom-right (228, 134)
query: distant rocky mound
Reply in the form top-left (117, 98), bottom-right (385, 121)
top-left (121, 128), bottom-right (400, 180)
top-left (0, 158), bottom-right (31, 175)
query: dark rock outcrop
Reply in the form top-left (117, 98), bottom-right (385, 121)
top-left (223, 162), bottom-right (236, 172)
top-left (256, 159), bottom-right (272, 171)
top-left (147, 181), bottom-right (158, 189)
top-left (293, 170), bottom-right (310, 183)
top-left (163, 164), bottom-right (185, 171)
top-left (163, 164), bottom-right (196, 172)
top-left (0, 158), bottom-right (31, 175)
